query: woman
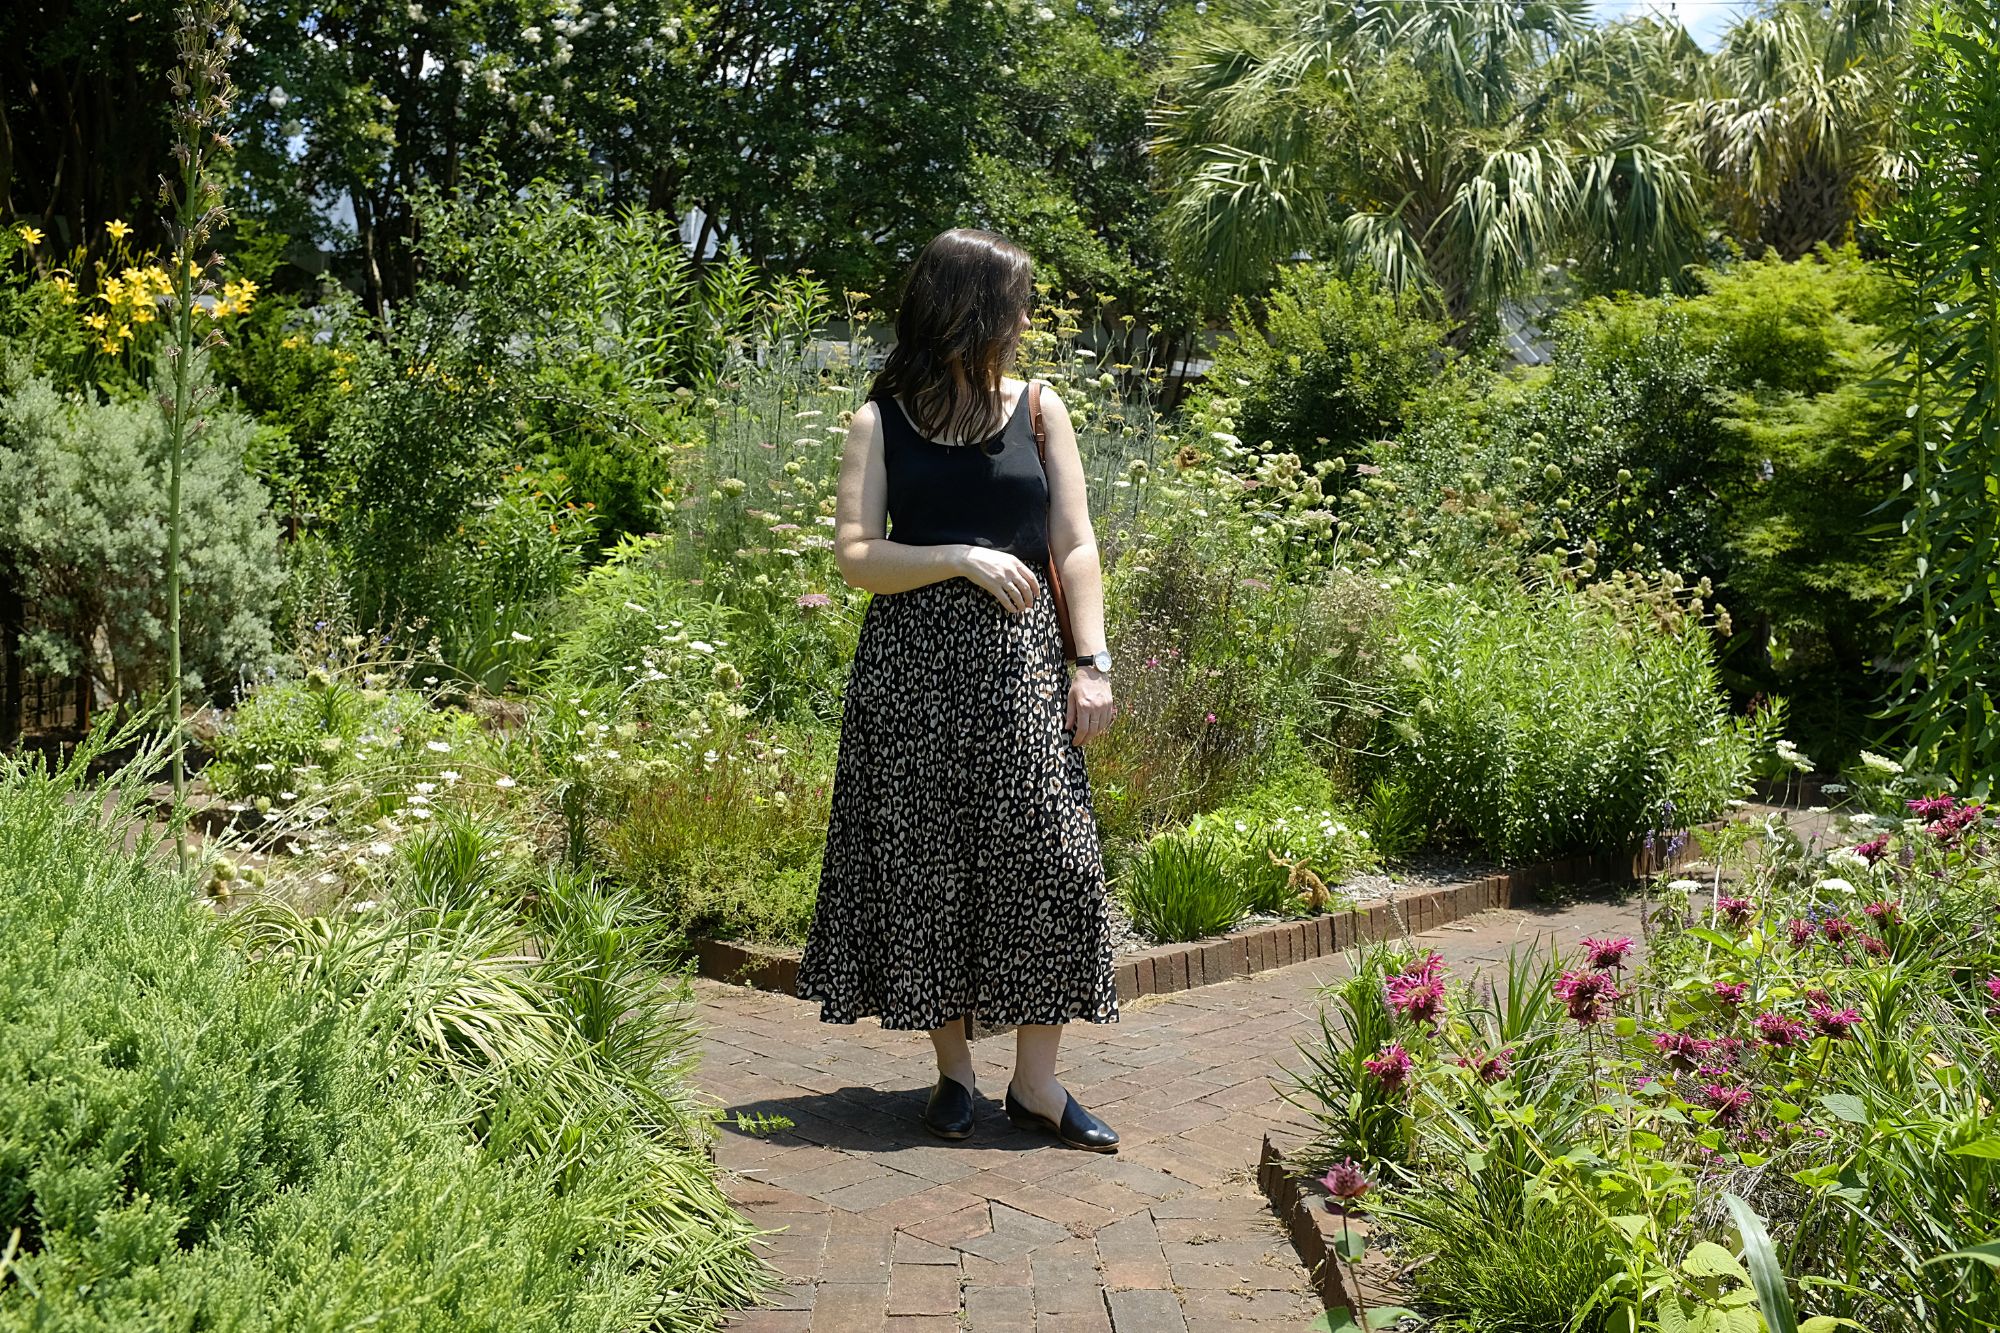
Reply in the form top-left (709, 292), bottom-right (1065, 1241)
top-left (794, 228), bottom-right (1121, 1153)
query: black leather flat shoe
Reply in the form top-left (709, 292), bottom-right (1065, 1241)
top-left (1004, 1084), bottom-right (1119, 1153)
top-left (923, 1074), bottom-right (977, 1140)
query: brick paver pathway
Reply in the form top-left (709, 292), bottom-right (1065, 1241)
top-left (694, 890), bottom-right (1662, 1332)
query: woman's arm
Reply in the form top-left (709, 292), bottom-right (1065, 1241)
top-left (832, 399), bottom-right (985, 596)
top-left (1035, 384), bottom-right (1107, 659)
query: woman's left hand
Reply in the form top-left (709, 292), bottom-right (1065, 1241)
top-left (1065, 667), bottom-right (1114, 746)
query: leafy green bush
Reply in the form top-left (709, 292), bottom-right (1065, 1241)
top-left (1198, 262), bottom-right (1448, 472)
top-left (1181, 747), bottom-right (1376, 914)
top-left (1385, 578), bottom-right (1757, 861)
top-left (0, 742), bottom-right (770, 1328)
top-left (0, 369), bottom-right (282, 708)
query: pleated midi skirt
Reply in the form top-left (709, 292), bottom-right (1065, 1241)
top-left (795, 557), bottom-right (1120, 1031)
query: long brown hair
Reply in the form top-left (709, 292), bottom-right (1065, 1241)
top-left (870, 228), bottom-right (1034, 445)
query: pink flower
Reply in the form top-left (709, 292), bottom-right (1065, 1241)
top-left (1204, 712), bottom-right (1217, 724)
top-left (1985, 977), bottom-right (2000, 1017)
top-left (1861, 900), bottom-right (1900, 925)
top-left (1907, 794), bottom-right (1958, 819)
top-left (1458, 1047), bottom-right (1515, 1084)
top-left (1853, 836), bottom-right (1891, 864)
top-left (1808, 1005), bottom-right (1861, 1040)
top-left (1927, 802), bottom-right (1985, 847)
top-left (1385, 969), bottom-right (1447, 1029)
top-left (1821, 916), bottom-right (1856, 945)
top-left (1363, 1043), bottom-right (1415, 1095)
top-left (1320, 1158), bottom-right (1372, 1202)
top-left (1717, 896), bottom-right (1756, 928)
top-left (1583, 936), bottom-right (1634, 971)
top-left (1653, 1031), bottom-right (1713, 1070)
top-left (1712, 981), bottom-right (1748, 1007)
top-left (795, 591), bottom-right (833, 610)
top-left (1754, 1012), bottom-right (1811, 1048)
top-left (1704, 1083), bottom-right (1753, 1126)
top-left (1787, 918), bottom-right (1815, 949)
top-left (1861, 934), bottom-right (1889, 960)
top-left (1554, 969), bottom-right (1622, 1025)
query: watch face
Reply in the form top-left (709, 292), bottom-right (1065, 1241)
top-left (1092, 651), bottom-right (1112, 672)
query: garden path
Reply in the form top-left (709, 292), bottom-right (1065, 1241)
top-left (693, 889), bottom-right (1656, 1333)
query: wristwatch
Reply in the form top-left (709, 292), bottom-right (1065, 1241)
top-left (1073, 650), bottom-right (1112, 673)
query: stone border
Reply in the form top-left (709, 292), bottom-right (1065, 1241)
top-left (689, 825), bottom-right (1719, 1004)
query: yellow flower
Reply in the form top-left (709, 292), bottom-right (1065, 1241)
top-left (48, 275), bottom-right (76, 302)
top-left (98, 337), bottom-right (119, 354)
top-left (105, 219), bottom-right (132, 242)
top-left (282, 333), bottom-right (306, 350)
top-left (83, 312), bottom-right (108, 331)
top-left (16, 225), bottom-right (43, 247)
top-left (130, 305), bottom-right (155, 325)
top-left (115, 323), bottom-right (132, 341)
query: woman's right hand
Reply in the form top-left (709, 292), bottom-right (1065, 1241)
top-left (957, 546), bottom-right (1040, 615)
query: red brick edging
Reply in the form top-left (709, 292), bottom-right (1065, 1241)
top-left (1259, 1131), bottom-right (1359, 1310)
top-left (690, 826), bottom-right (1718, 1004)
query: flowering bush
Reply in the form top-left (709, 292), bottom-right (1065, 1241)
top-left (1286, 797), bottom-right (1999, 1331)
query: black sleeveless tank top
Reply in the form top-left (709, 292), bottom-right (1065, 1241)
top-left (872, 384), bottom-right (1050, 564)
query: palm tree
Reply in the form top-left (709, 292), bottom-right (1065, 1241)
top-left (1151, 0), bottom-right (1709, 334)
top-left (1672, 0), bottom-right (1914, 260)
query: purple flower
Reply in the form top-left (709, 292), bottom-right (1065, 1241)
top-left (1554, 969), bottom-right (1622, 1025)
top-left (1907, 794), bottom-right (1958, 819)
top-left (1808, 1006), bottom-right (1861, 1040)
top-left (1861, 900), bottom-right (1901, 925)
top-left (1320, 1158), bottom-right (1372, 1202)
top-left (1821, 916), bottom-right (1856, 945)
top-left (1717, 896), bottom-right (1756, 928)
top-left (1853, 836), bottom-right (1890, 864)
top-left (1787, 918), bottom-right (1816, 949)
top-left (1861, 934), bottom-right (1889, 960)
top-left (1704, 1083), bottom-right (1753, 1125)
top-left (1458, 1046), bottom-right (1514, 1084)
top-left (1985, 977), bottom-right (2000, 1017)
top-left (1754, 1012), bottom-right (1811, 1048)
top-left (1653, 1031), bottom-right (1713, 1071)
top-left (1363, 1043), bottom-right (1415, 1095)
top-left (1712, 981), bottom-right (1748, 1007)
top-left (1583, 936), bottom-right (1634, 971)
top-left (1385, 970), bottom-right (1447, 1029)
top-left (796, 591), bottom-right (833, 610)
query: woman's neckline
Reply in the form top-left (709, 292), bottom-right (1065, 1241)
top-left (889, 383), bottom-right (1027, 449)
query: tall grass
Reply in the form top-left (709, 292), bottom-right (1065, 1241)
top-left (0, 737), bottom-right (770, 1328)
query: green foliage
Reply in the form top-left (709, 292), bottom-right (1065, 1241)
top-left (1385, 578), bottom-right (1756, 861)
top-left (1182, 747), bottom-right (1376, 915)
top-left (0, 741), bottom-right (770, 1328)
top-left (0, 368), bottom-right (281, 708)
top-left (1118, 833), bottom-right (1241, 944)
top-left (1878, 1), bottom-right (2000, 795)
top-left (1197, 262), bottom-right (1448, 472)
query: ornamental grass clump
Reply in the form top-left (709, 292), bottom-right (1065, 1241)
top-left (0, 734), bottom-right (771, 1326)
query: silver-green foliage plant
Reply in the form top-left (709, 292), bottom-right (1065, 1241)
top-left (0, 370), bottom-right (280, 710)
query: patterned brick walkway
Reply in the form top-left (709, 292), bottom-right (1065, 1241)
top-left (693, 889), bottom-right (1661, 1332)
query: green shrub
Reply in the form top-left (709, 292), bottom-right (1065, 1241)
top-left (1181, 746), bottom-right (1376, 914)
top-left (1198, 262), bottom-right (1448, 472)
top-left (1386, 578), bottom-right (1756, 861)
top-left (0, 741), bottom-right (769, 1328)
top-left (593, 718), bottom-right (836, 944)
top-left (0, 369), bottom-right (282, 708)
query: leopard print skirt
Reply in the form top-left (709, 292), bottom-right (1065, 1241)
top-left (796, 557), bottom-right (1120, 1031)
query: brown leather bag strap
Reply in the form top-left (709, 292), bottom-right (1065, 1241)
top-left (1029, 378), bottom-right (1046, 456)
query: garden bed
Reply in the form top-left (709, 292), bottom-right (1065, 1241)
top-left (691, 823), bottom-right (1719, 1019)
